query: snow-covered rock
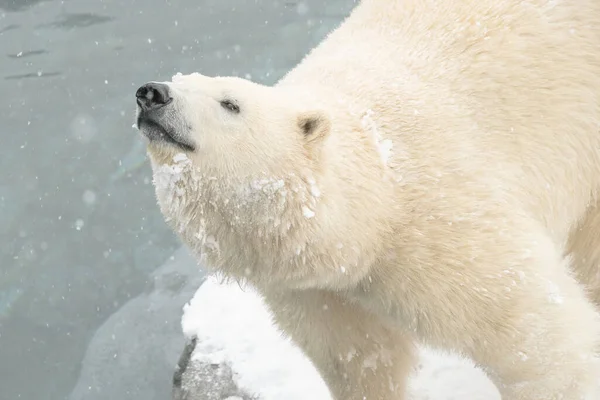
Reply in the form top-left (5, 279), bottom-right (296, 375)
top-left (172, 337), bottom-right (255, 400)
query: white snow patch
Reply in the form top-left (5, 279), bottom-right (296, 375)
top-left (248, 178), bottom-right (286, 198)
top-left (546, 280), bottom-right (564, 304)
top-left (204, 235), bottom-right (220, 254)
top-left (302, 206), bottom-right (315, 219)
top-left (182, 277), bottom-right (502, 400)
top-left (182, 276), bottom-right (332, 400)
top-left (361, 109), bottom-right (393, 166)
top-left (151, 153), bottom-right (196, 232)
top-left (172, 153), bottom-right (188, 163)
top-left (378, 138), bottom-right (394, 165)
top-left (152, 153), bottom-right (191, 201)
top-left (307, 177), bottom-right (321, 198)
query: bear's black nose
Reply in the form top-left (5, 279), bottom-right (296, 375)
top-left (136, 82), bottom-right (171, 110)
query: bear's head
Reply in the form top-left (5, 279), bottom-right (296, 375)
top-left (133, 72), bottom-right (395, 290)
top-left (135, 73), bottom-right (330, 176)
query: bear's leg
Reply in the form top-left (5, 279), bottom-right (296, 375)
top-left (363, 224), bottom-right (600, 400)
top-left (263, 289), bottom-right (415, 400)
top-left (567, 202), bottom-right (600, 308)
top-left (423, 238), bottom-right (600, 400)
top-left (480, 276), bottom-right (600, 400)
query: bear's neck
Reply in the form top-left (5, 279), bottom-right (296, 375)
top-left (149, 126), bottom-right (398, 291)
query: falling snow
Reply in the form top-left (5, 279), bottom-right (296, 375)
top-left (82, 190), bottom-right (97, 206)
top-left (75, 219), bottom-right (85, 231)
top-left (70, 113), bottom-right (98, 143)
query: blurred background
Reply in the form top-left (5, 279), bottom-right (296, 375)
top-left (0, 0), bottom-right (355, 399)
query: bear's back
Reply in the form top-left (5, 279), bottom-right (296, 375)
top-left (279, 0), bottom-right (600, 242)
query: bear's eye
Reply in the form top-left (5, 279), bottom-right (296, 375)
top-left (220, 99), bottom-right (240, 114)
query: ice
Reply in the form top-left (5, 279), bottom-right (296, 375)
top-left (183, 277), bottom-right (501, 400)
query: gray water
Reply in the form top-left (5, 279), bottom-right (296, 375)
top-left (0, 0), bottom-right (353, 399)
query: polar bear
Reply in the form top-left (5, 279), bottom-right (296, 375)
top-left (133, 0), bottom-right (600, 398)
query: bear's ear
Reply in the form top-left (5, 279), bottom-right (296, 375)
top-left (297, 111), bottom-right (331, 144)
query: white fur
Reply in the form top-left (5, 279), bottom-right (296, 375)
top-left (138, 0), bottom-right (600, 398)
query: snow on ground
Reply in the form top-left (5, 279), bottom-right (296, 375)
top-left (182, 276), bottom-right (501, 400)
